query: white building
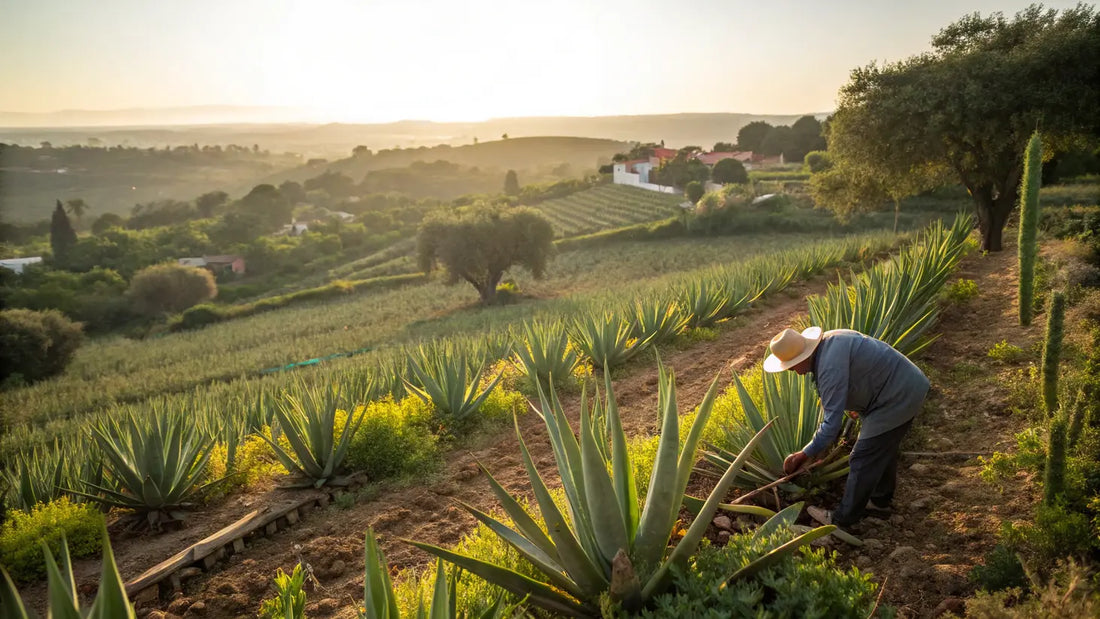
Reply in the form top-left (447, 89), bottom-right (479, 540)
top-left (611, 162), bottom-right (677, 194)
top-left (0, 256), bottom-right (43, 274)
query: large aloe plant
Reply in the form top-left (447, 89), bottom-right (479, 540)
top-left (0, 531), bottom-right (136, 618)
top-left (512, 320), bottom-right (579, 392)
top-left (703, 370), bottom-right (852, 492)
top-left (3, 441), bottom-right (103, 512)
top-left (261, 385), bottom-right (366, 488)
top-left (69, 409), bottom-right (219, 528)
top-left (406, 363), bottom-right (775, 616)
top-left (405, 346), bottom-right (503, 423)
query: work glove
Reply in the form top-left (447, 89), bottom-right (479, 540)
top-left (783, 451), bottom-right (810, 475)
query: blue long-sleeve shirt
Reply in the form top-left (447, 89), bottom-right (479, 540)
top-left (802, 329), bottom-right (930, 458)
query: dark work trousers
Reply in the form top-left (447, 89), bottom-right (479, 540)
top-left (832, 419), bottom-right (913, 526)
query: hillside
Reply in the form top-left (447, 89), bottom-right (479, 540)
top-left (265, 136), bottom-right (628, 186)
top-left (0, 112), bottom-right (821, 157)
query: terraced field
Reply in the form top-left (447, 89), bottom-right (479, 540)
top-left (534, 184), bottom-right (683, 236)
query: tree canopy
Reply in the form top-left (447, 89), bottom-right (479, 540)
top-left (826, 4), bottom-right (1100, 250)
top-left (711, 157), bottom-right (749, 184)
top-left (50, 200), bottom-right (77, 262)
top-left (417, 204), bottom-right (555, 304)
top-left (504, 170), bottom-right (520, 196)
top-left (736, 121), bottom-right (773, 153)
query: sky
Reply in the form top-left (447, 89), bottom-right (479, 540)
top-left (0, 0), bottom-right (1086, 123)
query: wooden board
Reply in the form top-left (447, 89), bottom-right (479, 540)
top-left (124, 491), bottom-right (327, 597)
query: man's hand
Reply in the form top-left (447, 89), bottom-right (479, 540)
top-left (783, 451), bottom-right (810, 475)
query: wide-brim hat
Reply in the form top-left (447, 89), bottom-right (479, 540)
top-left (763, 326), bottom-right (823, 373)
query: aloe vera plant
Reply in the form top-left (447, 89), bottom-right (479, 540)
top-left (678, 276), bottom-right (731, 328)
top-left (629, 298), bottom-right (689, 345)
top-left (512, 320), bottom-right (578, 391)
top-left (704, 369), bottom-right (852, 491)
top-left (406, 362), bottom-right (775, 616)
top-left (261, 385), bottom-right (366, 488)
top-left (363, 527), bottom-right (520, 619)
top-left (807, 214), bottom-right (972, 357)
top-left (68, 409), bottom-right (219, 528)
top-left (3, 442), bottom-right (103, 512)
top-left (570, 312), bottom-right (650, 370)
top-left (0, 531), bottom-right (136, 618)
top-left (405, 346), bottom-right (503, 423)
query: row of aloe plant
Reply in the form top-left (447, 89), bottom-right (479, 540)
top-left (1, 233), bottom-right (893, 517)
top-left (704, 213), bottom-right (974, 491)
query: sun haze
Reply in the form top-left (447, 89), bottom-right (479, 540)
top-left (0, 0), bottom-right (1082, 123)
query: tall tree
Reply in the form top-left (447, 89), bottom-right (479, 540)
top-left (417, 205), bottom-right (554, 304)
top-left (236, 184), bottom-right (292, 231)
top-left (50, 200), bottom-right (77, 262)
top-left (195, 190), bottom-right (229, 218)
top-left (64, 198), bottom-right (89, 221)
top-left (504, 169), bottom-right (520, 196)
top-left (790, 116), bottom-right (827, 162)
top-left (736, 121), bottom-right (773, 153)
top-left (827, 5), bottom-right (1100, 251)
top-left (711, 158), bottom-right (748, 184)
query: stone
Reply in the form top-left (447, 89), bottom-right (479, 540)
top-left (142, 611), bottom-right (168, 619)
top-left (132, 586), bottom-right (160, 606)
top-left (855, 555), bottom-right (872, 568)
top-left (909, 498), bottom-right (929, 512)
top-left (214, 581), bottom-right (237, 595)
top-left (717, 531), bottom-right (731, 545)
top-left (712, 515), bottom-right (733, 531)
top-left (909, 463), bottom-right (930, 475)
top-left (166, 598), bottom-right (192, 615)
top-left (185, 601), bottom-right (206, 616)
top-left (889, 545), bottom-right (919, 561)
top-left (931, 597), bottom-right (966, 617)
top-left (890, 514), bottom-right (904, 525)
top-left (329, 559), bottom-right (347, 577)
top-left (312, 598), bottom-right (341, 614)
top-left (863, 538), bottom-right (884, 551)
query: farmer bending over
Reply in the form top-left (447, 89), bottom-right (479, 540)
top-left (767, 327), bottom-right (929, 528)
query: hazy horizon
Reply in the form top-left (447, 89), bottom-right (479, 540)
top-left (2, 0), bottom-right (1085, 127)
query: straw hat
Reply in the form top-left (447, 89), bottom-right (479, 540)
top-left (763, 327), bottom-right (823, 373)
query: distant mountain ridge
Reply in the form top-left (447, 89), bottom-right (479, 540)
top-left (0, 110), bottom-right (831, 156)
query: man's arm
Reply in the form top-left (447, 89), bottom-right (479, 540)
top-left (803, 360), bottom-right (850, 458)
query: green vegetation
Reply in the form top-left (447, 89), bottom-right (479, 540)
top-left (261, 385), bottom-right (367, 488)
top-left (346, 397), bottom-right (439, 480)
top-left (258, 563), bottom-right (307, 619)
top-left (1044, 415), bottom-right (1068, 504)
top-left (1019, 133), bottom-right (1043, 325)
top-left (988, 340), bottom-right (1027, 364)
top-left (0, 308), bottom-right (84, 387)
top-left (0, 529), bottom-right (136, 618)
top-left (943, 278), bottom-right (980, 304)
top-left (0, 498), bottom-right (103, 582)
top-left (404, 345), bottom-right (504, 426)
top-left (533, 185), bottom-right (682, 237)
top-left (417, 205), bottom-right (555, 304)
top-left (129, 262), bottom-right (217, 316)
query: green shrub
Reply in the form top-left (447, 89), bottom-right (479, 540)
top-left (0, 308), bottom-right (84, 385)
top-left (174, 303), bottom-right (227, 329)
top-left (257, 563), bottom-right (307, 619)
top-left (971, 544), bottom-right (1027, 592)
top-left (203, 434), bottom-right (282, 501)
top-left (943, 278), bottom-right (980, 304)
top-left (979, 428), bottom-right (1045, 486)
top-left (346, 397), bottom-right (440, 480)
top-left (963, 560), bottom-right (1097, 618)
top-left (1000, 503), bottom-right (1096, 573)
top-left (640, 535), bottom-right (878, 619)
top-left (988, 340), bottom-right (1027, 364)
top-left (128, 262), bottom-right (217, 316)
top-left (0, 497), bottom-right (104, 582)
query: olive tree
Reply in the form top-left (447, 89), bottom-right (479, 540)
top-left (129, 263), bottom-right (217, 316)
top-left (826, 5), bottom-right (1100, 251)
top-left (417, 204), bottom-right (554, 304)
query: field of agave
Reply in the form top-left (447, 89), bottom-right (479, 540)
top-left (532, 185), bottom-right (684, 237)
top-left (1, 213), bottom-right (974, 616)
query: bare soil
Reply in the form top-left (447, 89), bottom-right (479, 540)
top-left (39, 243), bottom-right (1038, 618)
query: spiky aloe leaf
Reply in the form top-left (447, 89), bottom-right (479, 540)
top-left (513, 320), bottom-right (578, 390)
top-left (0, 567), bottom-right (28, 619)
top-left (404, 540), bottom-right (591, 617)
top-left (260, 386), bottom-right (366, 487)
top-left (364, 528), bottom-right (400, 619)
top-left (87, 531), bottom-right (137, 619)
top-left (405, 345), bottom-right (503, 423)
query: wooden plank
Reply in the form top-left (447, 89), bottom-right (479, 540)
top-left (232, 538), bottom-right (246, 553)
top-left (125, 492), bottom-right (324, 597)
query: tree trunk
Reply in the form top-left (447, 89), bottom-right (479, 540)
top-left (893, 199), bottom-right (900, 234)
top-left (477, 270), bottom-right (504, 305)
top-left (971, 185), bottom-right (1016, 252)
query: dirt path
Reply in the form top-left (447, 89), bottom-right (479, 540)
top-left (829, 241), bottom-right (1038, 617)
top-left (103, 273), bottom-right (831, 618)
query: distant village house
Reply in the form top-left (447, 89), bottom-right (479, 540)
top-left (0, 256), bottom-right (43, 274)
